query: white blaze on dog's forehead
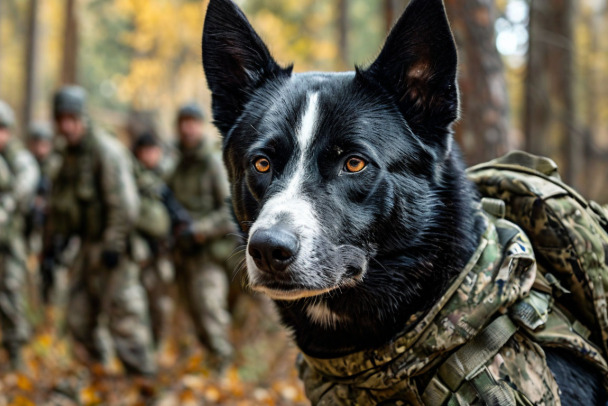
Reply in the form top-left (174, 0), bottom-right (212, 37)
top-left (278, 91), bottom-right (319, 200)
top-left (251, 92), bottom-right (320, 229)
top-left (306, 302), bottom-right (346, 328)
top-left (297, 92), bottom-right (319, 160)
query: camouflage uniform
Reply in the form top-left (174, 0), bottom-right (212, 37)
top-left (0, 154), bottom-right (11, 189)
top-left (0, 103), bottom-right (40, 368)
top-left (132, 161), bottom-right (173, 346)
top-left (28, 122), bottom-right (60, 178)
top-left (45, 124), bottom-right (156, 375)
top-left (169, 139), bottom-right (235, 363)
top-left (298, 206), bottom-right (608, 405)
top-left (26, 122), bottom-right (61, 257)
top-left (156, 146), bottom-right (178, 182)
top-left (0, 156), bottom-right (16, 314)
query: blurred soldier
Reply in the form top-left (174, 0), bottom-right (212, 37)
top-left (26, 122), bottom-right (60, 260)
top-left (126, 112), bottom-right (176, 180)
top-left (0, 100), bottom-right (40, 370)
top-left (169, 103), bottom-right (236, 369)
top-left (0, 155), bottom-right (18, 366)
top-left (132, 132), bottom-right (190, 346)
top-left (27, 122), bottom-right (58, 177)
top-left (43, 86), bottom-right (156, 376)
top-left (134, 133), bottom-right (164, 174)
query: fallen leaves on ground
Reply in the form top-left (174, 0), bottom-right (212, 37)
top-left (0, 294), bottom-right (308, 405)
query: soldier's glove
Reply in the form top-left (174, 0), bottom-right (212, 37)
top-left (40, 257), bottom-right (55, 305)
top-left (101, 249), bottom-right (121, 270)
top-left (143, 235), bottom-right (160, 257)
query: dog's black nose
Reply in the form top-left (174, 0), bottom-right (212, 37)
top-left (248, 228), bottom-right (299, 273)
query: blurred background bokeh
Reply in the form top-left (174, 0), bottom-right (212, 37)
top-left (1, 0), bottom-right (607, 199)
top-left (1, 0), bottom-right (608, 404)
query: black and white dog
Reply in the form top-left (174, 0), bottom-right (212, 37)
top-left (202, 0), bottom-right (605, 403)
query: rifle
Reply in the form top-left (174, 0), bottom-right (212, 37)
top-left (160, 184), bottom-right (192, 231)
top-left (40, 235), bottom-right (67, 304)
top-left (158, 185), bottom-right (197, 252)
top-left (25, 176), bottom-right (51, 239)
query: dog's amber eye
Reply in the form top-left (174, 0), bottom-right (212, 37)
top-left (254, 157), bottom-right (271, 173)
top-left (345, 157), bottom-right (367, 173)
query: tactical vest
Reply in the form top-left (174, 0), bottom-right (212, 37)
top-left (298, 207), bottom-right (608, 405)
top-left (0, 155), bottom-right (12, 192)
top-left (51, 127), bottom-right (138, 244)
top-left (38, 153), bottom-right (62, 183)
top-left (51, 131), bottom-right (101, 239)
top-left (134, 163), bottom-right (170, 239)
top-left (0, 141), bottom-right (29, 241)
top-left (1, 141), bottom-right (22, 176)
top-left (170, 141), bottom-right (218, 218)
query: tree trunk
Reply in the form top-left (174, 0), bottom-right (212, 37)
top-left (337, 0), bottom-right (349, 70)
top-left (445, 0), bottom-right (511, 164)
top-left (23, 0), bottom-right (42, 130)
top-left (62, 0), bottom-right (79, 84)
top-left (384, 0), bottom-right (396, 33)
top-left (524, 0), bottom-right (578, 186)
top-left (0, 7), bottom-right (2, 98)
top-left (384, 0), bottom-right (409, 33)
top-left (584, 9), bottom-right (598, 197)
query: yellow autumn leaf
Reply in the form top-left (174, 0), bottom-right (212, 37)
top-left (80, 386), bottom-right (102, 405)
top-left (8, 396), bottom-right (35, 406)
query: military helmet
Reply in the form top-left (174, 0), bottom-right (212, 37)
top-left (132, 132), bottom-right (160, 151)
top-left (177, 103), bottom-right (205, 122)
top-left (53, 85), bottom-right (87, 118)
top-left (0, 100), bottom-right (16, 129)
top-left (28, 122), bottom-right (54, 141)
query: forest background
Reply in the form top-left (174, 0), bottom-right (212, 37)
top-left (2, 0), bottom-right (608, 198)
top-left (1, 0), bottom-right (608, 404)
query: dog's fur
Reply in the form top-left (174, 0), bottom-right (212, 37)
top-left (202, 0), bottom-right (606, 403)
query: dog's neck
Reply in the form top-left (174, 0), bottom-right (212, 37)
top-left (274, 149), bottom-right (485, 359)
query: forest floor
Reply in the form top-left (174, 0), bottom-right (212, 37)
top-left (0, 283), bottom-right (308, 406)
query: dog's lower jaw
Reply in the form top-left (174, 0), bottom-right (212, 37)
top-left (251, 285), bottom-right (339, 301)
top-left (249, 273), bottom-right (363, 301)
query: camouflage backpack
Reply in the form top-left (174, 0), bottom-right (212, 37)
top-left (468, 150), bottom-right (608, 357)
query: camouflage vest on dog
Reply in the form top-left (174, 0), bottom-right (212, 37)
top-left (298, 157), bottom-right (608, 405)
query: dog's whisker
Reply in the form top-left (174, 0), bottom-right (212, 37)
top-left (227, 246), bottom-right (247, 261)
top-left (232, 259), bottom-right (248, 283)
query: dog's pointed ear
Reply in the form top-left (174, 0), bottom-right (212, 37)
top-left (203, 0), bottom-right (292, 136)
top-left (360, 0), bottom-right (458, 144)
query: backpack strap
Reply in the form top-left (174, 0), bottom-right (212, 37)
top-left (421, 315), bottom-right (522, 406)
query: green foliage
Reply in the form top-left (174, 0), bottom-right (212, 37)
top-left (80, 0), bottom-right (133, 111)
